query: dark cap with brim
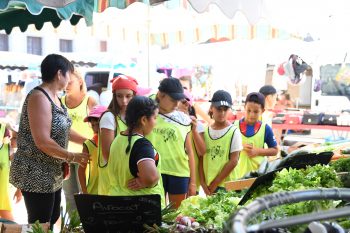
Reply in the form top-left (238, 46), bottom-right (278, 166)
top-left (167, 92), bottom-right (186, 100)
top-left (245, 92), bottom-right (265, 108)
top-left (259, 85), bottom-right (277, 96)
top-left (210, 90), bottom-right (233, 107)
top-left (158, 77), bottom-right (186, 100)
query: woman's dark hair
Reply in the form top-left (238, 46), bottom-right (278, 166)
top-left (125, 96), bottom-right (158, 153)
top-left (40, 54), bottom-right (74, 83)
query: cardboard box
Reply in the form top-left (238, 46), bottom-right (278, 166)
top-left (225, 178), bottom-right (256, 191)
top-left (1, 223), bottom-right (50, 233)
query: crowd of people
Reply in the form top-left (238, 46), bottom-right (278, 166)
top-left (0, 54), bottom-right (285, 229)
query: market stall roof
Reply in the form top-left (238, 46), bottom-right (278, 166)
top-left (0, 51), bottom-right (43, 71)
top-left (0, 0), bottom-right (93, 34)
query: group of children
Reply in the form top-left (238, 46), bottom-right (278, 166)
top-left (0, 75), bottom-right (279, 219)
top-left (74, 76), bottom-right (279, 209)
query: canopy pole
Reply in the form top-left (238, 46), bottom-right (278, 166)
top-left (147, 4), bottom-right (151, 87)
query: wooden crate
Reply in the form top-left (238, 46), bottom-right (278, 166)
top-left (225, 178), bottom-right (256, 191)
top-left (1, 223), bottom-right (50, 233)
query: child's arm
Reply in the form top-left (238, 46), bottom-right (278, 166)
top-left (208, 151), bottom-right (240, 194)
top-left (191, 117), bottom-right (206, 156)
top-left (198, 156), bottom-right (210, 195)
top-left (193, 102), bottom-right (213, 125)
top-left (100, 128), bottom-right (115, 161)
top-left (244, 124), bottom-right (279, 157)
top-left (78, 144), bottom-right (89, 194)
top-left (244, 145), bottom-right (278, 157)
top-left (185, 134), bottom-right (196, 196)
top-left (69, 129), bottom-right (87, 145)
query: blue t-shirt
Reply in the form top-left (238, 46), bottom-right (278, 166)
top-left (240, 119), bottom-right (277, 148)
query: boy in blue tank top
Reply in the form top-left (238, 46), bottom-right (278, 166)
top-left (235, 92), bottom-right (279, 178)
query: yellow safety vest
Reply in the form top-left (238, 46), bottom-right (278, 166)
top-left (146, 114), bottom-right (191, 177)
top-left (62, 95), bottom-right (93, 152)
top-left (0, 124), bottom-right (11, 211)
top-left (97, 112), bottom-right (127, 195)
top-left (234, 120), bottom-right (267, 179)
top-left (107, 134), bottom-right (165, 208)
top-left (203, 126), bottom-right (238, 187)
top-left (84, 139), bottom-right (98, 194)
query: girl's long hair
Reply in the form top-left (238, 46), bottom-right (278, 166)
top-left (125, 96), bottom-right (158, 153)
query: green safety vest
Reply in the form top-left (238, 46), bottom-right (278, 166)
top-left (107, 134), bottom-right (165, 208)
top-left (97, 112), bottom-right (127, 195)
top-left (147, 114), bottom-right (191, 177)
top-left (84, 139), bottom-right (98, 194)
top-left (234, 120), bottom-right (267, 179)
top-left (0, 124), bottom-right (10, 210)
top-left (203, 126), bottom-right (237, 187)
top-left (62, 95), bottom-right (93, 152)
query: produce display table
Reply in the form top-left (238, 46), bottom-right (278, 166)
top-left (272, 123), bottom-right (350, 140)
top-left (272, 123), bottom-right (350, 131)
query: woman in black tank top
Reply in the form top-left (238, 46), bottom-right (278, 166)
top-left (9, 54), bottom-right (89, 229)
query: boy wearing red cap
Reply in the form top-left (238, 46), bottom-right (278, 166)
top-left (78, 105), bottom-right (106, 194)
top-left (98, 74), bottom-right (138, 195)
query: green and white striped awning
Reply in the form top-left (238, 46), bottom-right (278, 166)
top-left (0, 0), bottom-right (94, 34)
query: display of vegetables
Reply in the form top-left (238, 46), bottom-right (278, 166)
top-left (160, 191), bottom-right (242, 232)
top-left (150, 164), bottom-right (347, 232)
top-left (331, 157), bottom-right (350, 187)
top-left (246, 164), bottom-right (344, 233)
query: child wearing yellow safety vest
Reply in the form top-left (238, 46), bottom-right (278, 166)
top-left (78, 105), bottom-right (107, 195)
top-left (0, 123), bottom-right (12, 220)
top-left (97, 74), bottom-right (138, 195)
top-left (107, 96), bottom-right (165, 207)
top-left (62, 69), bottom-right (97, 212)
top-left (147, 78), bottom-right (196, 209)
top-left (234, 92), bottom-right (279, 179)
top-left (200, 90), bottom-right (242, 195)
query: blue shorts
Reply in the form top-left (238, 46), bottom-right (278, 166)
top-left (161, 174), bottom-right (189, 195)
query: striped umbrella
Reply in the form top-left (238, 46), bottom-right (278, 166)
top-left (92, 1), bottom-right (301, 48)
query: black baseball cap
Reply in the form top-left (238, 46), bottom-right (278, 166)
top-left (259, 85), bottom-right (277, 97)
top-left (210, 90), bottom-right (233, 107)
top-left (158, 78), bottom-right (186, 100)
top-left (245, 92), bottom-right (265, 108)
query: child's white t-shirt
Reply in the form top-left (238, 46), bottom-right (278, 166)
top-left (99, 112), bottom-right (125, 131)
top-left (160, 110), bottom-right (192, 125)
top-left (208, 125), bottom-right (243, 153)
top-left (161, 111), bottom-right (205, 133)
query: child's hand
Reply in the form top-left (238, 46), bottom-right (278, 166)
top-left (243, 143), bottom-right (253, 151)
top-left (201, 184), bottom-right (211, 196)
top-left (13, 189), bottom-right (22, 203)
top-left (208, 181), bottom-right (219, 195)
top-left (127, 177), bottom-right (144, 190)
top-left (243, 144), bottom-right (257, 157)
